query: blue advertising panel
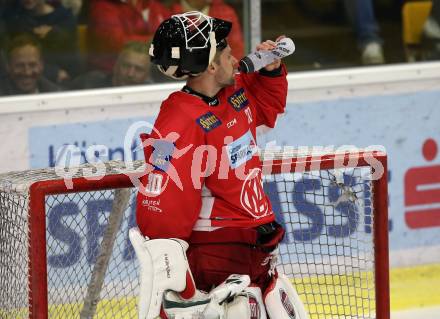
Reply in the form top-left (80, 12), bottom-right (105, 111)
top-left (27, 89), bottom-right (440, 283)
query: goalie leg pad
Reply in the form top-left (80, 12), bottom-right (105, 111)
top-left (264, 273), bottom-right (309, 319)
top-left (129, 227), bottom-right (196, 319)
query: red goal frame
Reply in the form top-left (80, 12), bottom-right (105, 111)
top-left (27, 151), bottom-right (389, 319)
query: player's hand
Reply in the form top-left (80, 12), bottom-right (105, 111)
top-left (33, 25), bottom-right (52, 38)
top-left (256, 35), bottom-right (285, 71)
top-left (57, 69), bottom-right (70, 83)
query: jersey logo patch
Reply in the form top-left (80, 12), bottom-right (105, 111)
top-left (228, 88), bottom-right (249, 111)
top-left (226, 130), bottom-right (257, 169)
top-left (196, 112), bottom-right (222, 132)
top-left (240, 168), bottom-right (270, 218)
top-left (151, 140), bottom-right (175, 172)
top-left (227, 118), bottom-right (237, 128)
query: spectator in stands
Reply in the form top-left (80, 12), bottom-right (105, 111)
top-left (344, 0), bottom-right (385, 65)
top-left (0, 0), bottom-right (15, 77)
top-left (60, 0), bottom-right (82, 16)
top-left (47, 0), bottom-right (83, 16)
top-left (169, 0), bottom-right (244, 59)
top-left (0, 2), bottom-right (9, 43)
top-left (0, 34), bottom-right (60, 96)
top-left (88, 0), bottom-right (170, 74)
top-left (67, 41), bottom-right (153, 90)
top-left (3, 0), bottom-right (81, 84)
top-left (0, 7), bottom-right (7, 78)
top-left (47, 0), bottom-right (87, 23)
top-left (423, 0), bottom-right (440, 48)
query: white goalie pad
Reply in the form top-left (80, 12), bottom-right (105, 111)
top-left (264, 273), bottom-right (309, 319)
top-left (129, 227), bottom-right (196, 319)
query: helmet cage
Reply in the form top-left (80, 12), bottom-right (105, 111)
top-left (149, 11), bottom-right (231, 79)
top-left (174, 11), bottom-right (215, 51)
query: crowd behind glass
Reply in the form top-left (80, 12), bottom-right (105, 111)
top-left (1, 0), bottom-right (440, 97)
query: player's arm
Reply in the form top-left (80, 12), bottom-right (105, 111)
top-left (135, 106), bottom-right (205, 241)
top-left (238, 36), bottom-right (288, 128)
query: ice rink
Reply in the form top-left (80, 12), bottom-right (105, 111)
top-left (393, 306), bottom-right (440, 319)
top-left (390, 263), bottom-right (440, 319)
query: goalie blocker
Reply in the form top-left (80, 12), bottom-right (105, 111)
top-left (129, 227), bottom-right (308, 319)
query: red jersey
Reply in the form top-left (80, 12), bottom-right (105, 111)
top-left (136, 66), bottom-right (288, 240)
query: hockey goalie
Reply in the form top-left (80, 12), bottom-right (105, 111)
top-left (131, 11), bottom-right (309, 319)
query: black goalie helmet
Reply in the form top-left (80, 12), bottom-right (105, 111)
top-left (149, 11), bottom-right (232, 79)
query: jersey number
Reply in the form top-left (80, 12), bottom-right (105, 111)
top-left (145, 173), bottom-right (163, 195)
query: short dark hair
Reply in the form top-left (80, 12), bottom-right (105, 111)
top-left (6, 34), bottom-right (42, 62)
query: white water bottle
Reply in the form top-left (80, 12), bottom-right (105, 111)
top-left (239, 37), bottom-right (295, 73)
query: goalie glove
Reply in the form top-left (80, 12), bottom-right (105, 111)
top-left (208, 274), bottom-right (251, 304)
top-left (163, 274), bottom-right (251, 319)
top-left (162, 290), bottom-right (212, 319)
top-left (224, 285), bottom-right (268, 319)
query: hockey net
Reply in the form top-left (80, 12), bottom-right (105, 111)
top-left (0, 150), bottom-right (389, 319)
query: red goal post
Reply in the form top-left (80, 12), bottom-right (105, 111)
top-left (0, 149), bottom-right (389, 319)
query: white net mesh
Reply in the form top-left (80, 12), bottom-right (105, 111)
top-left (45, 190), bottom-right (138, 318)
top-left (0, 160), bottom-right (144, 195)
top-left (0, 191), bottom-right (29, 319)
top-left (269, 168), bottom-right (375, 318)
top-left (0, 151), bottom-right (381, 319)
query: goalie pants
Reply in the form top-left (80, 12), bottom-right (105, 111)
top-left (186, 221), bottom-right (285, 292)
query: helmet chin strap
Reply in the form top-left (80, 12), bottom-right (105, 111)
top-left (208, 31), bottom-right (217, 66)
top-left (158, 65), bottom-right (189, 80)
top-left (156, 46), bottom-right (191, 80)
